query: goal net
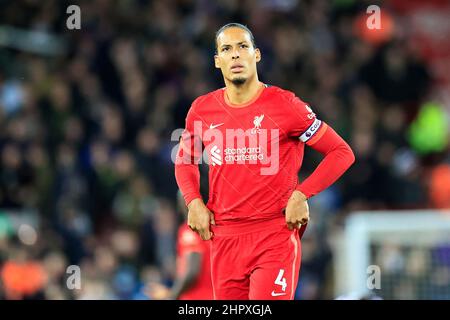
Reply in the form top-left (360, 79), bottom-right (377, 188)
top-left (333, 210), bottom-right (450, 299)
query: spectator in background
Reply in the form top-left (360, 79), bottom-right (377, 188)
top-left (1, 245), bottom-right (47, 299)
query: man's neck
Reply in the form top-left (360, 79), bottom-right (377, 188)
top-left (224, 77), bottom-right (263, 106)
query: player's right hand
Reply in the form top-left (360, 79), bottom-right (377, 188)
top-left (285, 190), bottom-right (309, 230)
top-left (187, 198), bottom-right (215, 240)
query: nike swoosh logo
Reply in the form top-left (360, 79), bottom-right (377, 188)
top-left (209, 123), bottom-right (224, 129)
top-left (271, 291), bottom-right (286, 297)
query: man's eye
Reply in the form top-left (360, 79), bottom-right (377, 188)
top-left (222, 47), bottom-right (229, 52)
top-left (240, 44), bottom-right (248, 48)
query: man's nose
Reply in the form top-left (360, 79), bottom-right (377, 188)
top-left (232, 48), bottom-right (240, 59)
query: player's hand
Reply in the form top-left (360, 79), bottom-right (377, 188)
top-left (285, 190), bottom-right (309, 230)
top-left (145, 282), bottom-right (171, 300)
top-left (187, 198), bottom-right (215, 240)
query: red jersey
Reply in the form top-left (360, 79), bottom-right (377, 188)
top-left (175, 84), bottom-right (354, 226)
top-left (176, 224), bottom-right (213, 300)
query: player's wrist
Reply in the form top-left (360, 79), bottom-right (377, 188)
top-left (291, 189), bottom-right (308, 202)
top-left (187, 198), bottom-right (205, 210)
top-left (187, 198), bottom-right (208, 213)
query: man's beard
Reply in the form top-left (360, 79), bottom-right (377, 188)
top-left (231, 77), bottom-right (246, 85)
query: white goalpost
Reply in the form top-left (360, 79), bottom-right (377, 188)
top-left (333, 210), bottom-right (450, 299)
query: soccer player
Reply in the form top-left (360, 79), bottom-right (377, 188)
top-left (175, 23), bottom-right (355, 300)
top-left (147, 191), bottom-right (213, 300)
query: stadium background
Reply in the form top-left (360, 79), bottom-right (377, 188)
top-left (0, 0), bottom-right (449, 299)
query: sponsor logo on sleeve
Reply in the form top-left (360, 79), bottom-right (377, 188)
top-left (305, 104), bottom-right (316, 120)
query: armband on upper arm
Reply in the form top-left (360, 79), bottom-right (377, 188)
top-left (299, 118), bottom-right (323, 143)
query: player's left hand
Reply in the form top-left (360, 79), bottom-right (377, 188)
top-left (145, 282), bottom-right (171, 300)
top-left (285, 190), bottom-right (309, 230)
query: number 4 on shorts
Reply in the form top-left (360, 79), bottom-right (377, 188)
top-left (275, 269), bottom-right (287, 292)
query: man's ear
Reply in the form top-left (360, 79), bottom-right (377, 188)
top-left (214, 55), bottom-right (220, 69)
top-left (255, 48), bottom-right (261, 63)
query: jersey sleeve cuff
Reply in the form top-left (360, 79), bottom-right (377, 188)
top-left (185, 193), bottom-right (203, 206)
top-left (295, 184), bottom-right (312, 199)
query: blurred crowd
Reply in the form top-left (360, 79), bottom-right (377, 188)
top-left (374, 240), bottom-right (450, 299)
top-left (0, 0), bottom-right (449, 299)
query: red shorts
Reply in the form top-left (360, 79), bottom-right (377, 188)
top-left (210, 216), bottom-right (303, 300)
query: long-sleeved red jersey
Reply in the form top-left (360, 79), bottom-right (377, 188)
top-left (175, 84), bottom-right (354, 226)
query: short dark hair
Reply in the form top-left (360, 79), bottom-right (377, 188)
top-left (215, 23), bottom-right (256, 54)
